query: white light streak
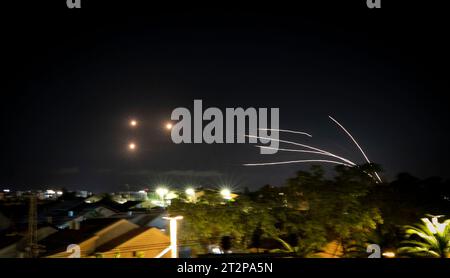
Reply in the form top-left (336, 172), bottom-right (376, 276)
top-left (258, 128), bottom-right (312, 137)
top-left (256, 145), bottom-right (335, 156)
top-left (246, 135), bottom-right (356, 166)
top-left (244, 159), bottom-right (353, 167)
top-left (328, 116), bottom-right (382, 182)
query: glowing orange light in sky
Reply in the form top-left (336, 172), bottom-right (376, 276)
top-left (128, 142), bottom-right (136, 150)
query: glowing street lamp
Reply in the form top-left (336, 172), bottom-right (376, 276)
top-left (185, 188), bottom-right (196, 202)
top-left (185, 188), bottom-right (195, 196)
top-left (156, 187), bottom-right (169, 198)
top-left (165, 122), bottom-right (173, 130)
top-left (220, 188), bottom-right (232, 200)
top-left (156, 187), bottom-right (169, 207)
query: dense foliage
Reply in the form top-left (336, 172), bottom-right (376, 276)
top-left (169, 164), bottom-right (385, 257)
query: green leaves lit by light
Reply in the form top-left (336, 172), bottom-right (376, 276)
top-left (398, 216), bottom-right (450, 258)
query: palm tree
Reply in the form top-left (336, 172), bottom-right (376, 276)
top-left (270, 237), bottom-right (318, 258)
top-left (398, 215), bottom-right (450, 258)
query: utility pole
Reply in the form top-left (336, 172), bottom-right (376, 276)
top-left (163, 216), bottom-right (183, 258)
top-left (26, 194), bottom-right (40, 258)
top-left (155, 216), bottom-right (183, 258)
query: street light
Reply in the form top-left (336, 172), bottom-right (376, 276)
top-left (185, 188), bottom-right (195, 196)
top-left (156, 187), bottom-right (169, 198)
top-left (185, 188), bottom-right (196, 202)
top-left (165, 122), bottom-right (173, 130)
top-left (156, 187), bottom-right (169, 207)
top-left (220, 188), bottom-right (232, 200)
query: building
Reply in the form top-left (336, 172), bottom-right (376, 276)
top-left (94, 227), bottom-right (170, 258)
top-left (0, 226), bottom-right (57, 258)
top-left (0, 212), bottom-right (11, 231)
top-left (39, 217), bottom-right (173, 258)
top-left (40, 218), bottom-right (138, 258)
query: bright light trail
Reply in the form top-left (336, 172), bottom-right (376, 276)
top-left (246, 135), bottom-right (356, 166)
top-left (258, 128), bottom-right (312, 137)
top-left (255, 145), bottom-right (379, 182)
top-left (256, 145), bottom-right (336, 156)
top-left (328, 116), bottom-right (382, 182)
top-left (244, 159), bottom-right (353, 167)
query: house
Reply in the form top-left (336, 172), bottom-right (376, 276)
top-left (94, 227), bottom-right (170, 258)
top-left (107, 208), bottom-right (167, 230)
top-left (0, 211), bottom-right (11, 231)
top-left (54, 205), bottom-right (117, 229)
top-left (0, 234), bottom-right (22, 258)
top-left (40, 218), bottom-right (138, 258)
top-left (0, 226), bottom-right (57, 258)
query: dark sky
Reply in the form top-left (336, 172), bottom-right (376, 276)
top-left (2, 1), bottom-right (449, 192)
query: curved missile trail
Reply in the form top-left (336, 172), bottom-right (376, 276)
top-left (244, 159), bottom-right (353, 167)
top-left (328, 116), bottom-right (382, 182)
top-left (246, 135), bottom-right (356, 166)
top-left (258, 128), bottom-right (312, 137)
top-left (256, 146), bottom-right (339, 156)
top-left (250, 147), bottom-right (378, 181)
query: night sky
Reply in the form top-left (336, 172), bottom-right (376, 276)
top-left (2, 2), bottom-right (449, 192)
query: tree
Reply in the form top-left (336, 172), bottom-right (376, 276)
top-left (250, 226), bottom-right (263, 253)
top-left (270, 237), bottom-right (317, 257)
top-left (168, 191), bottom-right (279, 255)
top-left (168, 164), bottom-right (384, 257)
top-left (398, 216), bottom-right (450, 258)
top-left (220, 236), bottom-right (232, 253)
top-left (284, 164), bottom-right (383, 257)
